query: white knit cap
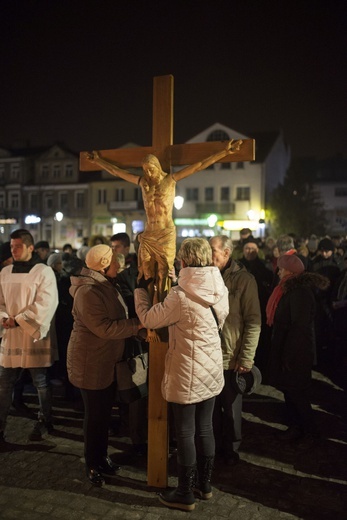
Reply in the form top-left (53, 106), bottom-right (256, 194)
top-left (85, 244), bottom-right (113, 271)
top-left (47, 252), bottom-right (62, 267)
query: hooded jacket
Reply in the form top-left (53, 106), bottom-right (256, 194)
top-left (220, 260), bottom-right (261, 370)
top-left (134, 266), bottom-right (229, 404)
top-left (67, 267), bottom-right (139, 390)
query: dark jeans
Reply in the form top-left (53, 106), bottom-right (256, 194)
top-left (213, 370), bottom-right (242, 455)
top-left (80, 382), bottom-right (116, 469)
top-left (0, 366), bottom-right (52, 431)
top-left (171, 397), bottom-right (216, 466)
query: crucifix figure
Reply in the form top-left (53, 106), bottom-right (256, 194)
top-left (86, 139), bottom-right (242, 306)
top-left (80, 75), bottom-right (255, 487)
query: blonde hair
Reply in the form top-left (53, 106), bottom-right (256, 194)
top-left (178, 238), bottom-right (212, 267)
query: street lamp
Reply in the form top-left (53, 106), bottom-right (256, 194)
top-left (53, 212), bottom-right (64, 249)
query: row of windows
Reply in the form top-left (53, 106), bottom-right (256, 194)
top-left (97, 187), bottom-right (141, 204)
top-left (185, 186), bottom-right (251, 202)
top-left (41, 164), bottom-right (75, 179)
top-left (0, 163), bottom-right (21, 181)
top-left (0, 185), bottom-right (251, 211)
top-left (0, 163), bottom-right (76, 181)
top-left (0, 191), bottom-right (86, 211)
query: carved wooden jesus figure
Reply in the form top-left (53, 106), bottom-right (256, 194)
top-left (86, 139), bottom-right (242, 304)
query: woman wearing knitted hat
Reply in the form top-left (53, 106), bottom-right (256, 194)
top-left (67, 244), bottom-right (145, 486)
top-left (266, 253), bottom-right (329, 442)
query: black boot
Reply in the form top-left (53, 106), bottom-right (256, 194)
top-left (193, 455), bottom-right (214, 500)
top-left (158, 463), bottom-right (196, 511)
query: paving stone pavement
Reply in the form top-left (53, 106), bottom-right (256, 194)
top-left (0, 368), bottom-right (346, 520)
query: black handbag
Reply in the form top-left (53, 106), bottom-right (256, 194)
top-left (115, 338), bottom-right (148, 404)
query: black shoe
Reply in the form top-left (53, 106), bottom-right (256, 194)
top-left (97, 456), bottom-right (120, 475)
top-left (28, 421), bottom-right (44, 441)
top-left (224, 451), bottom-right (240, 466)
top-left (86, 468), bottom-right (105, 486)
top-left (158, 489), bottom-right (195, 512)
top-left (28, 420), bottom-right (54, 441)
top-left (276, 426), bottom-right (304, 442)
top-left (45, 421), bottom-right (54, 434)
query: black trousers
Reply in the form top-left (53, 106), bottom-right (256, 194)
top-left (171, 397), bottom-right (216, 466)
top-left (213, 370), bottom-right (242, 455)
top-left (80, 382), bottom-right (116, 469)
top-left (283, 387), bottom-right (317, 434)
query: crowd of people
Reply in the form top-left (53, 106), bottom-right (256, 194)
top-left (0, 227), bottom-right (346, 512)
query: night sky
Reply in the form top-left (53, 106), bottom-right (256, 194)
top-left (1, 0), bottom-right (346, 160)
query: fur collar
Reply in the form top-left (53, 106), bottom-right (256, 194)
top-left (282, 272), bottom-right (330, 293)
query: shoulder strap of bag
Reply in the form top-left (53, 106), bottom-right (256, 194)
top-left (210, 305), bottom-right (221, 335)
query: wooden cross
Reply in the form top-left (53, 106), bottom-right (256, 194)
top-left (80, 75), bottom-right (255, 488)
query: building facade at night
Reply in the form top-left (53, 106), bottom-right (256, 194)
top-left (0, 124), bottom-right (294, 247)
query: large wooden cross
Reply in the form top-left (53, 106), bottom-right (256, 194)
top-left (80, 74), bottom-right (255, 488)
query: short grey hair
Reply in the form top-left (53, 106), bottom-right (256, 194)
top-left (276, 234), bottom-right (295, 254)
top-left (210, 235), bottom-right (233, 256)
top-left (178, 238), bottom-right (212, 267)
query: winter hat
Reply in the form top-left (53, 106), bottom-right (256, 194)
top-left (47, 252), bottom-right (62, 268)
top-left (278, 254), bottom-right (305, 274)
top-left (318, 238), bottom-right (334, 252)
top-left (307, 235), bottom-right (318, 253)
top-left (76, 245), bottom-right (90, 261)
top-left (85, 244), bottom-right (113, 272)
top-left (35, 241), bottom-right (50, 250)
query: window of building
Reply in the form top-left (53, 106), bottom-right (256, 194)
top-left (115, 188), bottom-right (125, 202)
top-left (236, 162), bottom-right (244, 169)
top-left (335, 187), bottom-right (347, 197)
top-left (221, 162), bottom-right (231, 169)
top-left (134, 187), bottom-right (141, 201)
top-left (236, 186), bottom-right (250, 200)
top-left (59, 192), bottom-right (68, 210)
top-left (0, 165), bottom-right (5, 180)
top-left (10, 163), bottom-right (20, 181)
top-left (220, 187), bottom-right (230, 201)
top-left (65, 164), bottom-right (74, 177)
top-left (205, 187), bottom-right (214, 201)
top-left (53, 164), bottom-right (61, 178)
top-left (41, 164), bottom-right (49, 179)
top-left (186, 187), bottom-right (199, 201)
top-left (9, 192), bottom-right (20, 209)
top-left (75, 191), bottom-right (85, 209)
top-left (97, 189), bottom-right (107, 204)
top-left (0, 192), bottom-right (5, 209)
top-left (44, 194), bottom-right (53, 211)
top-left (207, 130), bottom-right (229, 142)
top-left (29, 192), bottom-right (38, 210)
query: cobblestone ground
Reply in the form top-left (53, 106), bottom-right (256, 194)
top-left (0, 368), bottom-right (346, 520)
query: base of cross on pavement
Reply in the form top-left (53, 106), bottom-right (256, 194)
top-left (0, 368), bottom-right (346, 520)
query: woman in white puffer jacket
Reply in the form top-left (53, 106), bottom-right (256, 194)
top-left (134, 238), bottom-right (229, 512)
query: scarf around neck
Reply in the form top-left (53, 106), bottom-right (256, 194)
top-left (266, 274), bottom-right (295, 326)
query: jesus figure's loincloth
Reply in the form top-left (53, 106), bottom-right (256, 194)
top-left (137, 226), bottom-right (176, 288)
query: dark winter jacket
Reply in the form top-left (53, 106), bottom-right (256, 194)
top-left (268, 272), bottom-right (329, 391)
top-left (67, 268), bottom-right (139, 390)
